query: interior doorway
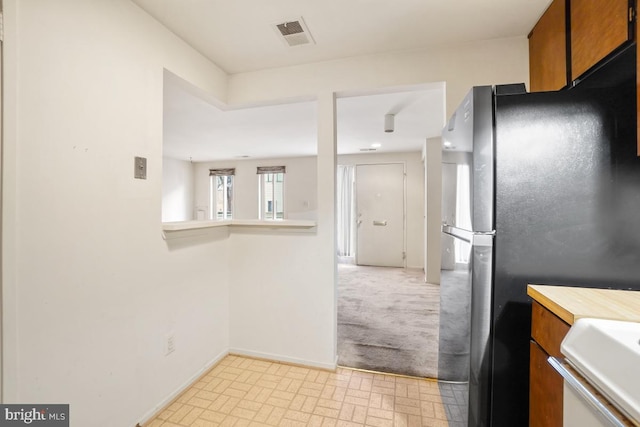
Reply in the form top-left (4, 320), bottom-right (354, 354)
top-left (335, 83), bottom-right (445, 378)
top-left (336, 158), bottom-right (438, 377)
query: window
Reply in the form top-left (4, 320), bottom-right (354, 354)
top-left (209, 168), bottom-right (234, 220)
top-left (257, 166), bottom-right (285, 220)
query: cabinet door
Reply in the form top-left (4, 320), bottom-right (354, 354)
top-left (571, 0), bottom-right (631, 81)
top-left (529, 341), bottom-right (564, 427)
top-left (529, 0), bottom-right (567, 92)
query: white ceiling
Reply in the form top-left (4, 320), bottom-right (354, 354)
top-left (163, 76), bottom-right (445, 161)
top-left (336, 84), bottom-right (446, 156)
top-left (163, 80), bottom-right (317, 161)
top-left (132, 0), bottom-right (550, 74)
top-left (153, 0), bottom-right (551, 161)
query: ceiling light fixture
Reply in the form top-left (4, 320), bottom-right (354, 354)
top-left (384, 114), bottom-right (395, 133)
top-left (371, 143), bottom-right (382, 148)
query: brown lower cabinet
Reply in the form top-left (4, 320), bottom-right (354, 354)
top-left (530, 341), bottom-right (563, 427)
top-left (529, 301), bottom-right (571, 427)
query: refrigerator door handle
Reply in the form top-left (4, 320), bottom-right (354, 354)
top-left (442, 225), bottom-right (495, 246)
top-left (442, 224), bottom-right (473, 242)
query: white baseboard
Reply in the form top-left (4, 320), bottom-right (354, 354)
top-left (137, 350), bottom-right (228, 426)
top-left (229, 348), bottom-right (337, 371)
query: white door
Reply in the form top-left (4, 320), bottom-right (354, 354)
top-left (441, 163), bottom-right (456, 270)
top-left (355, 163), bottom-right (405, 267)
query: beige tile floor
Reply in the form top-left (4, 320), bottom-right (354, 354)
top-left (145, 355), bottom-right (449, 427)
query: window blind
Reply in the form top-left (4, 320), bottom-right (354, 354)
top-left (209, 168), bottom-right (235, 176)
top-left (256, 166), bottom-right (286, 174)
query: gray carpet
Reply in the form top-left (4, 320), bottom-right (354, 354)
top-left (337, 264), bottom-right (440, 378)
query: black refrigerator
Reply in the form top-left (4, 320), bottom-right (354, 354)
top-left (438, 47), bottom-right (640, 426)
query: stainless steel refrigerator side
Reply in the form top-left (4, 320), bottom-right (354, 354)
top-left (468, 234), bottom-right (494, 427)
top-left (468, 86), bottom-right (495, 427)
top-left (439, 87), bottom-right (478, 385)
top-left (441, 85), bottom-right (494, 232)
top-left (438, 227), bottom-right (472, 383)
top-left (440, 85), bottom-right (496, 427)
top-left (441, 88), bottom-right (475, 155)
top-left (470, 86), bottom-right (495, 233)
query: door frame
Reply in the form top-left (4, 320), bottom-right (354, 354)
top-left (354, 162), bottom-right (407, 268)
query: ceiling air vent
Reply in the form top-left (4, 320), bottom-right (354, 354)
top-left (273, 17), bottom-right (315, 47)
top-left (359, 148), bottom-right (377, 152)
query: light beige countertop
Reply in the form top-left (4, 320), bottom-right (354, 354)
top-left (527, 284), bottom-right (640, 325)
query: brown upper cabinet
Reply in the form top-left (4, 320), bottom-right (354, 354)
top-left (529, 0), bottom-right (639, 155)
top-left (571, 0), bottom-right (632, 80)
top-left (529, 0), bottom-right (635, 91)
top-left (529, 0), bottom-right (568, 92)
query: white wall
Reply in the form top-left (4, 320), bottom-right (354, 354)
top-left (194, 156), bottom-right (318, 221)
top-left (227, 37), bottom-right (530, 117)
top-left (162, 157), bottom-right (195, 222)
top-left (338, 152), bottom-right (424, 269)
top-left (3, 1), bottom-right (230, 425)
top-left (229, 230), bottom-right (335, 368)
top-left (227, 92), bottom-right (337, 369)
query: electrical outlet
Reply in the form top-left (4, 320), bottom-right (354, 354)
top-left (165, 333), bottom-right (175, 356)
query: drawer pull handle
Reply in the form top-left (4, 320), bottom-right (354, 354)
top-left (548, 357), bottom-right (627, 427)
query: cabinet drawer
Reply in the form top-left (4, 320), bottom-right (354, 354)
top-left (531, 301), bottom-right (571, 358)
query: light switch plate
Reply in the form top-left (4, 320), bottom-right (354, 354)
top-left (134, 156), bottom-right (147, 179)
